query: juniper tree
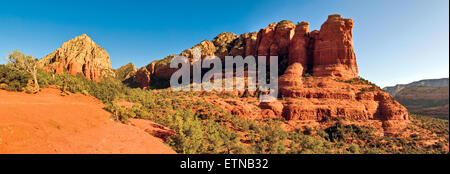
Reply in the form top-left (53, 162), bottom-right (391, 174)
top-left (7, 50), bottom-right (40, 92)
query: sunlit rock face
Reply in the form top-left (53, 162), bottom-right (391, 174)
top-left (311, 14), bottom-right (359, 79)
top-left (131, 15), bottom-right (409, 134)
top-left (39, 34), bottom-right (115, 81)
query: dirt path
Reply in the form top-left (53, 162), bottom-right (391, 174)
top-left (0, 88), bottom-right (175, 154)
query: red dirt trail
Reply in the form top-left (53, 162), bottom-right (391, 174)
top-left (0, 88), bottom-right (175, 154)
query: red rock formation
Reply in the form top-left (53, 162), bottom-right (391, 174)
top-left (276, 77), bottom-right (409, 134)
top-left (288, 21), bottom-right (310, 70)
top-left (245, 32), bottom-right (258, 57)
top-left (115, 63), bottom-right (138, 81)
top-left (279, 63), bottom-right (304, 97)
top-left (269, 20), bottom-right (296, 57)
top-left (212, 32), bottom-right (239, 59)
top-left (152, 55), bottom-right (178, 80)
top-left (256, 22), bottom-right (278, 56)
top-left (134, 67), bottom-right (152, 89)
top-left (181, 40), bottom-right (217, 61)
top-left (312, 14), bottom-right (358, 79)
top-left (131, 14), bottom-right (409, 134)
top-left (228, 32), bottom-right (259, 58)
top-left (38, 34), bottom-right (115, 81)
top-left (259, 100), bottom-right (284, 117)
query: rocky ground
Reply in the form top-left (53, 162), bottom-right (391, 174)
top-left (0, 87), bottom-right (175, 154)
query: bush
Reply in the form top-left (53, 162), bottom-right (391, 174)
top-left (0, 64), bottom-right (30, 91)
top-left (325, 123), bottom-right (374, 142)
top-left (337, 77), bottom-right (381, 90)
top-left (410, 114), bottom-right (449, 136)
top-left (36, 69), bottom-right (53, 89)
top-left (250, 120), bottom-right (288, 154)
top-left (287, 132), bottom-right (331, 154)
top-left (104, 103), bottom-right (130, 123)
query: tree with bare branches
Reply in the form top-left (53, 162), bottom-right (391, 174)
top-left (7, 50), bottom-right (40, 92)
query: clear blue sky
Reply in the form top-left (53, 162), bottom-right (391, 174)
top-left (0, 0), bottom-right (448, 87)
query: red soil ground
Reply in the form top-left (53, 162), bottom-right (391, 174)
top-left (0, 87), bottom-right (175, 154)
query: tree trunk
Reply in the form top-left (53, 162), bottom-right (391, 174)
top-left (32, 72), bottom-right (39, 92)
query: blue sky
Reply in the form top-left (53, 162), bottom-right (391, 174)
top-left (0, 0), bottom-right (448, 87)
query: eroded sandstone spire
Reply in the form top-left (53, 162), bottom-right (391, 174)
top-left (312, 14), bottom-right (358, 79)
top-left (288, 21), bottom-right (310, 71)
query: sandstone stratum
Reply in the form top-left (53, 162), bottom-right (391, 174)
top-left (38, 34), bottom-right (115, 82)
top-left (133, 14), bottom-right (410, 135)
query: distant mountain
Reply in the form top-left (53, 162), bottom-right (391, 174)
top-left (384, 78), bottom-right (449, 119)
top-left (383, 78), bottom-right (449, 97)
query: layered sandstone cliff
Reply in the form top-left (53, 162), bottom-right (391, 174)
top-left (38, 34), bottom-right (115, 81)
top-left (274, 77), bottom-right (408, 134)
top-left (134, 15), bottom-right (360, 88)
top-left (132, 14), bottom-right (409, 134)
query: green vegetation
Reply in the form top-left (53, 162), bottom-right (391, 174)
top-left (1, 65), bottom-right (448, 154)
top-left (398, 98), bottom-right (449, 108)
top-left (0, 64), bottom-right (30, 91)
top-left (337, 77), bottom-right (380, 88)
top-left (115, 62), bottom-right (138, 89)
top-left (357, 86), bottom-right (378, 94)
top-left (325, 123), bottom-right (374, 142)
top-left (410, 114), bottom-right (448, 137)
top-left (115, 63), bottom-right (136, 80)
top-left (278, 20), bottom-right (294, 26)
top-left (5, 50), bottom-right (40, 92)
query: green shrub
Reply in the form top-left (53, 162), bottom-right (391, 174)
top-left (36, 69), bottom-right (53, 89)
top-left (411, 114), bottom-right (449, 136)
top-left (325, 123), bottom-right (374, 142)
top-left (0, 64), bottom-right (30, 91)
top-left (287, 132), bottom-right (331, 154)
top-left (104, 103), bottom-right (135, 123)
top-left (337, 77), bottom-right (381, 90)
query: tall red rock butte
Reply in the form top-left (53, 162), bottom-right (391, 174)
top-left (39, 34), bottom-right (115, 81)
top-left (133, 14), bottom-right (410, 134)
top-left (134, 15), bottom-right (359, 88)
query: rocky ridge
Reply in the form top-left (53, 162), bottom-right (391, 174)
top-left (383, 78), bottom-right (448, 119)
top-left (134, 15), bottom-right (359, 88)
top-left (131, 14), bottom-right (409, 134)
top-left (383, 78), bottom-right (449, 97)
top-left (116, 62), bottom-right (138, 81)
